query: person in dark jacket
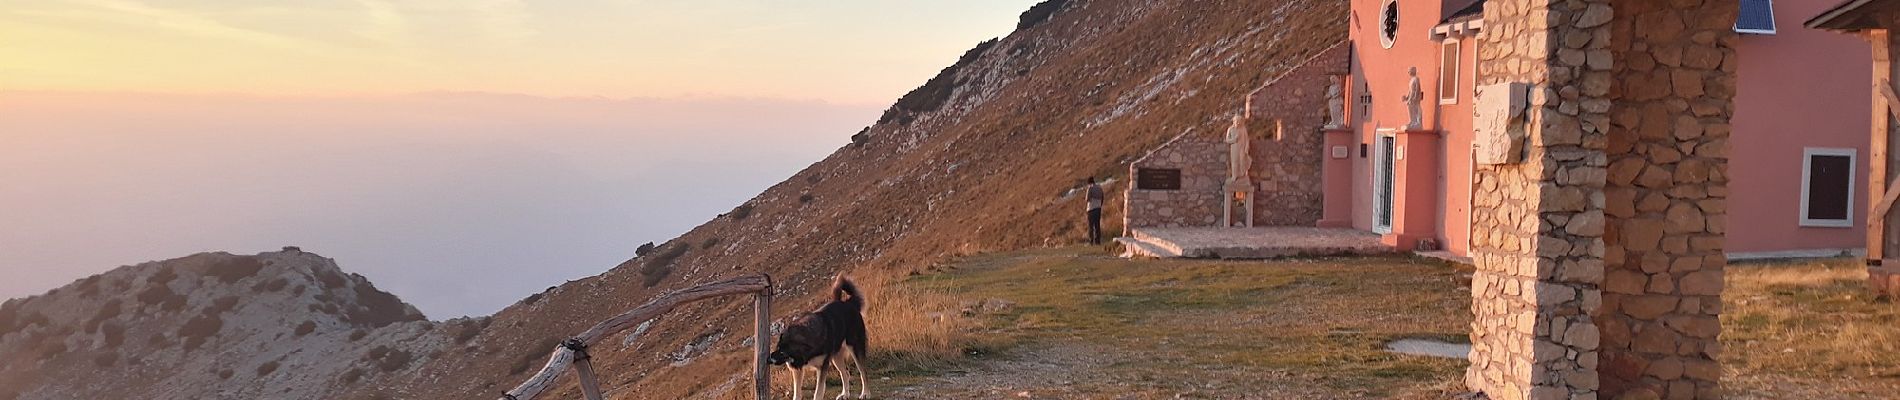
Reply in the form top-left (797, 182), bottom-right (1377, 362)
top-left (1085, 177), bottom-right (1105, 245)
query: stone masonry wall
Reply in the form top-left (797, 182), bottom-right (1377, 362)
top-left (1467, 1), bottom-right (1611, 399)
top-left (1598, 0), bottom-right (1736, 398)
top-left (1126, 130), bottom-right (1228, 229)
top-left (1244, 42), bottom-right (1349, 226)
top-left (1126, 44), bottom-right (1345, 230)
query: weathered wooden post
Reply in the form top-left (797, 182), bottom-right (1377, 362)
top-left (566, 339), bottom-right (604, 400)
top-left (753, 274), bottom-right (774, 400)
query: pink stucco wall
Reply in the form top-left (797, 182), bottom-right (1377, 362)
top-left (1725, 0), bottom-right (1872, 254)
top-left (1329, 0), bottom-right (1872, 257)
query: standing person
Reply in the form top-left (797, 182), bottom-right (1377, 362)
top-left (1086, 177), bottom-right (1105, 245)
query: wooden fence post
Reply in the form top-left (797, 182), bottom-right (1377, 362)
top-left (753, 274), bottom-right (774, 400)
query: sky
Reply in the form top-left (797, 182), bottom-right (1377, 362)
top-left (0, 0), bottom-right (1041, 317)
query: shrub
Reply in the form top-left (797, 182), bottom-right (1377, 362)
top-left (92, 352), bottom-right (117, 367)
top-left (451, 318), bottom-right (487, 344)
top-left (218, 369), bottom-right (234, 380)
top-left (799, 193), bottom-right (815, 203)
top-left (85, 299), bottom-right (122, 333)
top-left (851, 128), bottom-right (871, 146)
top-left (256, 360), bottom-right (280, 376)
top-left (177, 312), bottom-right (224, 351)
top-left (345, 279), bottom-right (425, 328)
top-left (76, 276), bottom-right (102, 298)
top-left (640, 244), bottom-right (689, 287)
top-left (700, 237), bottom-right (721, 250)
top-left (147, 333), bottom-right (170, 348)
top-left (208, 296), bottom-right (240, 315)
top-left (252, 278), bottom-right (289, 293)
top-left (294, 321), bottom-right (317, 337)
top-left (340, 368), bottom-right (366, 384)
top-left (101, 323), bottom-right (125, 349)
top-left (365, 345), bottom-right (414, 372)
top-left (206, 256), bottom-right (265, 283)
top-left (635, 242), bottom-right (656, 257)
top-left (36, 340), bottom-right (67, 360)
top-left (145, 266), bottom-right (176, 286)
top-left (1017, 0), bottom-right (1069, 30)
top-left (879, 38), bottom-right (996, 125)
top-left (315, 269), bottom-right (348, 291)
top-left (348, 329), bottom-right (368, 342)
top-left (728, 203), bottom-right (755, 221)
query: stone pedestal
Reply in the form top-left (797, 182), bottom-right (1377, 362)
top-left (1318, 128), bottom-right (1356, 228)
top-left (1382, 129), bottom-right (1441, 250)
top-left (1224, 181), bottom-right (1256, 228)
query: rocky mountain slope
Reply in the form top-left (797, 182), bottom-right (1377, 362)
top-left (0, 0), bottom-right (1348, 399)
top-left (0, 249), bottom-right (446, 400)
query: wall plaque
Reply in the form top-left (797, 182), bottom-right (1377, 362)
top-left (1135, 168), bottom-right (1183, 190)
top-left (1474, 82), bottom-right (1529, 165)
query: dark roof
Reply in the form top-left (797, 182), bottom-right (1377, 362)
top-left (1737, 0), bottom-right (1777, 33)
top-left (1442, 0), bottom-right (1486, 24)
top-left (1808, 0), bottom-right (1900, 31)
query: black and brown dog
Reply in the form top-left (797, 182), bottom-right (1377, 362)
top-left (768, 275), bottom-right (869, 400)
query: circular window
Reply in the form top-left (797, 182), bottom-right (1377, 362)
top-left (1379, 0), bottom-right (1399, 49)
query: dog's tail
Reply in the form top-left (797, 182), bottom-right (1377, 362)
top-left (831, 275), bottom-right (864, 310)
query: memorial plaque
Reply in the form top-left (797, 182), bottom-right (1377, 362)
top-left (1474, 82), bottom-right (1528, 165)
top-left (1135, 168), bottom-right (1183, 190)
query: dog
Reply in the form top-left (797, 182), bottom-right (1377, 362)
top-left (767, 275), bottom-right (869, 400)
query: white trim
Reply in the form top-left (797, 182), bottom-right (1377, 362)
top-left (1372, 130), bottom-right (1398, 235)
top-left (1799, 147), bottom-right (1856, 228)
top-left (1439, 39), bottom-right (1461, 105)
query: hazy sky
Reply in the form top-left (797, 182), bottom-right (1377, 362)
top-left (0, 0), bottom-right (1039, 317)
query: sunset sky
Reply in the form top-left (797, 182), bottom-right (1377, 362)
top-left (0, 0), bottom-right (1040, 317)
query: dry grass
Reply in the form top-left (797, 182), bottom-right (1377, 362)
top-left (1723, 259), bottom-right (1900, 398)
top-left (852, 272), bottom-right (997, 374)
top-left (875, 247), bottom-right (1471, 399)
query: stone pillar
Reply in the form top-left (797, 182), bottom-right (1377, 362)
top-left (1467, 0), bottom-right (1736, 399)
top-left (1319, 128), bottom-right (1356, 228)
top-left (1386, 129), bottom-right (1443, 250)
top-left (1598, 0), bottom-right (1736, 398)
top-left (1466, 0), bottom-right (1611, 399)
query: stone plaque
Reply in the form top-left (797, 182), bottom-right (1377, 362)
top-left (1135, 168), bottom-right (1183, 190)
top-left (1474, 82), bottom-right (1528, 165)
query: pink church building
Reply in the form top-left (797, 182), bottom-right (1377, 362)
top-left (1329, 0), bottom-right (1869, 259)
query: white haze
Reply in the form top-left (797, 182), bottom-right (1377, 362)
top-left (0, 91), bottom-right (879, 317)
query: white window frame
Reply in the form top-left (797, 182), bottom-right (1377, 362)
top-left (1735, 0), bottom-right (1778, 35)
top-left (1799, 147), bottom-right (1856, 228)
top-left (1439, 39), bottom-right (1461, 105)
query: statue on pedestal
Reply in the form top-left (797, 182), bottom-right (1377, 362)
top-left (1324, 77), bottom-right (1345, 129)
top-left (1403, 67), bottom-right (1424, 130)
top-left (1225, 115), bottom-right (1251, 183)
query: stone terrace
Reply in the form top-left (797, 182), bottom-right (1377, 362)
top-left (1118, 226), bottom-right (1392, 259)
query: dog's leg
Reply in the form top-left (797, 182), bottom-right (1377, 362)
top-left (788, 365), bottom-right (801, 400)
top-left (812, 361), bottom-right (827, 400)
top-left (832, 353), bottom-right (852, 400)
top-left (846, 347), bottom-right (868, 399)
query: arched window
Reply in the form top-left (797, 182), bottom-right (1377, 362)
top-left (1379, 0), bottom-right (1399, 49)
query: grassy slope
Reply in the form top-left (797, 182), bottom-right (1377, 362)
top-left (1722, 260), bottom-right (1900, 399)
top-left (352, 1), bottom-right (1352, 399)
top-left (887, 248), bottom-right (1472, 399)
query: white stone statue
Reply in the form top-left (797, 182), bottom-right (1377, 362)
top-left (1324, 77), bottom-right (1345, 129)
top-left (1225, 115), bottom-right (1251, 183)
top-left (1403, 67), bottom-right (1424, 130)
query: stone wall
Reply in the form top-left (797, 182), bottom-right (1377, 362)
top-left (1598, 0), bottom-right (1736, 398)
top-left (1245, 42), bottom-right (1350, 226)
top-left (1125, 130), bottom-right (1228, 229)
top-left (1466, 0), bottom-right (1735, 399)
top-left (1466, 1), bottom-right (1608, 398)
top-left (1124, 43), bottom-right (1345, 230)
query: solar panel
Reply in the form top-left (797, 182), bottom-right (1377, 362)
top-left (1737, 0), bottom-right (1777, 34)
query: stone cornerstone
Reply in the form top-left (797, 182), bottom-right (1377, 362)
top-left (1465, 1), bottom-right (1735, 400)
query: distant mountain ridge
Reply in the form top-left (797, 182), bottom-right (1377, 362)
top-left (0, 0), bottom-right (1349, 398)
top-left (0, 249), bottom-right (455, 400)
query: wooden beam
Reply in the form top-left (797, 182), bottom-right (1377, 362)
top-left (1872, 29), bottom-right (1892, 261)
top-left (574, 354), bottom-right (603, 400)
top-left (753, 277), bottom-right (774, 400)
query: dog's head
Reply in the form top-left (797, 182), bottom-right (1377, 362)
top-left (767, 323), bottom-right (819, 368)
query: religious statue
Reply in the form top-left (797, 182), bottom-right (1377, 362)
top-left (1324, 77), bottom-right (1345, 129)
top-left (1225, 115), bottom-right (1251, 183)
top-left (1402, 67), bottom-right (1424, 130)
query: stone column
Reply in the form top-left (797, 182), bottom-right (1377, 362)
top-left (1467, 0), bottom-right (1611, 399)
top-left (1598, 0), bottom-right (1736, 398)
